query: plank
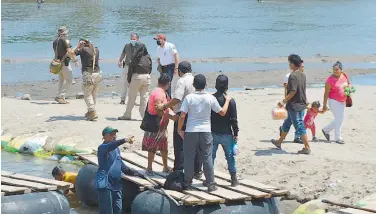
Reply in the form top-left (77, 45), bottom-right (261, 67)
top-left (165, 152), bottom-right (289, 196)
top-left (79, 155), bottom-right (153, 187)
top-left (1, 185), bottom-right (31, 195)
top-left (1, 171), bottom-right (73, 189)
top-left (122, 152), bottom-right (249, 201)
top-left (1, 177), bottom-right (57, 191)
top-left (123, 161), bottom-right (205, 205)
top-left (134, 150), bottom-right (270, 199)
top-left (80, 154), bottom-right (206, 205)
top-left (336, 208), bottom-right (374, 214)
top-left (122, 153), bottom-right (225, 203)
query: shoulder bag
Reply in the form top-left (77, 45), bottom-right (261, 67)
top-left (140, 103), bottom-right (161, 133)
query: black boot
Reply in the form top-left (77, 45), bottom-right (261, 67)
top-left (231, 173), bottom-right (240, 187)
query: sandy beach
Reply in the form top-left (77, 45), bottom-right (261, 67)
top-left (2, 85), bottom-right (375, 210)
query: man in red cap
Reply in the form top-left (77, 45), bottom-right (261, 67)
top-left (154, 34), bottom-right (180, 98)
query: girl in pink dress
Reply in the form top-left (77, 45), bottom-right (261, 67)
top-left (304, 101), bottom-right (324, 141)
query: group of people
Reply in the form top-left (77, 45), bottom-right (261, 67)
top-left (271, 55), bottom-right (350, 155)
top-left (51, 26), bottom-right (351, 213)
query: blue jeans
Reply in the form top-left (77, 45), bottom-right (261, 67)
top-left (281, 109), bottom-right (307, 136)
top-left (161, 63), bottom-right (175, 98)
top-left (98, 189), bottom-right (122, 214)
top-left (212, 133), bottom-right (236, 174)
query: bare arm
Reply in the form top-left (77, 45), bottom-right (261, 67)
top-left (157, 58), bottom-right (161, 66)
top-left (218, 97), bottom-right (231, 116)
top-left (177, 112), bottom-right (187, 132)
top-left (323, 82), bottom-right (331, 111)
top-left (284, 83), bottom-right (288, 97)
top-left (119, 53), bottom-right (126, 64)
top-left (173, 53), bottom-right (179, 73)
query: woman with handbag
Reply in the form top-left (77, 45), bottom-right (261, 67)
top-left (141, 74), bottom-right (176, 175)
top-left (322, 61), bottom-right (351, 144)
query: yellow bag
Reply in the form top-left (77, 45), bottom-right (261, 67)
top-left (49, 59), bottom-right (63, 74)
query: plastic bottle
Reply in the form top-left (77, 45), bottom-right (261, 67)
top-left (232, 139), bottom-right (239, 156)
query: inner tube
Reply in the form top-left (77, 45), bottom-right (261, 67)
top-left (131, 190), bottom-right (199, 214)
top-left (75, 164), bottom-right (98, 206)
top-left (1, 192), bottom-right (70, 214)
top-left (75, 164), bottom-right (142, 212)
top-left (131, 190), bottom-right (280, 214)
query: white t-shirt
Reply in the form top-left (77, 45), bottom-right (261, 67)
top-left (173, 73), bottom-right (194, 113)
top-left (157, 42), bottom-right (178, 66)
top-left (180, 91), bottom-right (222, 132)
top-left (284, 73), bottom-right (291, 84)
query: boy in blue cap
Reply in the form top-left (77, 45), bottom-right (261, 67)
top-left (96, 126), bottom-right (135, 214)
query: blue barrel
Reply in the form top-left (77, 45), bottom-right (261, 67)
top-left (132, 190), bottom-right (280, 214)
top-left (1, 192), bottom-right (70, 214)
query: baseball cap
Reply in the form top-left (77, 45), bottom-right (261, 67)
top-left (215, 75), bottom-right (228, 89)
top-left (102, 126), bottom-right (119, 136)
top-left (154, 34), bottom-right (166, 41)
top-left (193, 74), bottom-right (206, 90)
top-left (58, 26), bottom-right (68, 34)
top-left (178, 61), bottom-right (192, 73)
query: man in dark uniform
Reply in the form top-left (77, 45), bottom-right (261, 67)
top-left (52, 26), bottom-right (78, 104)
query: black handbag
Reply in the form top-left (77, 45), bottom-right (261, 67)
top-left (140, 103), bottom-right (161, 132)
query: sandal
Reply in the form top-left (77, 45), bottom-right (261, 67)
top-left (271, 139), bottom-right (282, 150)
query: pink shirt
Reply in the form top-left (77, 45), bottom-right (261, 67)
top-left (148, 87), bottom-right (169, 115)
top-left (304, 109), bottom-right (318, 127)
top-left (326, 74), bottom-right (348, 103)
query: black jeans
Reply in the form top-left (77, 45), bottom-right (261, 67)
top-left (173, 112), bottom-right (202, 174)
top-left (161, 63), bottom-right (175, 98)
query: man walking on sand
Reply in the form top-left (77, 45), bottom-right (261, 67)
top-left (118, 43), bottom-right (152, 121)
top-left (53, 26), bottom-right (78, 104)
top-left (155, 34), bottom-right (179, 98)
top-left (118, 33), bottom-right (140, 105)
top-left (156, 61), bottom-right (202, 177)
top-left (271, 54), bottom-right (311, 155)
top-left (178, 74), bottom-right (231, 192)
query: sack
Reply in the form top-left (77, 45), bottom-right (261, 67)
top-left (271, 107), bottom-right (287, 120)
top-left (163, 170), bottom-right (184, 191)
top-left (49, 59), bottom-right (63, 74)
top-left (95, 169), bottom-right (108, 190)
top-left (82, 72), bottom-right (94, 85)
top-left (140, 103), bottom-right (161, 132)
top-left (19, 133), bottom-right (49, 154)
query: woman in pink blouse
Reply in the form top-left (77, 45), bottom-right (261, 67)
top-left (322, 61), bottom-right (349, 144)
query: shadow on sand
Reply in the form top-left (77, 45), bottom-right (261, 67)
top-left (46, 115), bottom-right (85, 122)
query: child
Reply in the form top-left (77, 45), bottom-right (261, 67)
top-left (304, 101), bottom-right (324, 141)
top-left (52, 166), bottom-right (77, 192)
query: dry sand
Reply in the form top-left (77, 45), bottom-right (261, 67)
top-left (1, 85), bottom-right (376, 210)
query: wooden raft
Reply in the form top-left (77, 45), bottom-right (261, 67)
top-left (80, 151), bottom-right (289, 206)
top-left (1, 171), bottom-right (74, 196)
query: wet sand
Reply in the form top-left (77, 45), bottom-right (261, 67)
top-left (2, 67), bottom-right (376, 100)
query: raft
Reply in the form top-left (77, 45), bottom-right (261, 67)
top-left (132, 190), bottom-right (280, 214)
top-left (79, 151), bottom-right (289, 213)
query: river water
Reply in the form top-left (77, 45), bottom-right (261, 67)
top-left (2, 0), bottom-right (376, 83)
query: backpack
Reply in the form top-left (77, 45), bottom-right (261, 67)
top-left (163, 170), bottom-right (185, 191)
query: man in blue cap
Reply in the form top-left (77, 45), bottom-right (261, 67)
top-left (96, 126), bottom-right (135, 214)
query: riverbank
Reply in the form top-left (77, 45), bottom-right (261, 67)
top-left (2, 67), bottom-right (376, 100)
top-left (2, 86), bottom-right (376, 209)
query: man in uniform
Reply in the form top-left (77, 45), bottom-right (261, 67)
top-left (52, 26), bottom-right (78, 104)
